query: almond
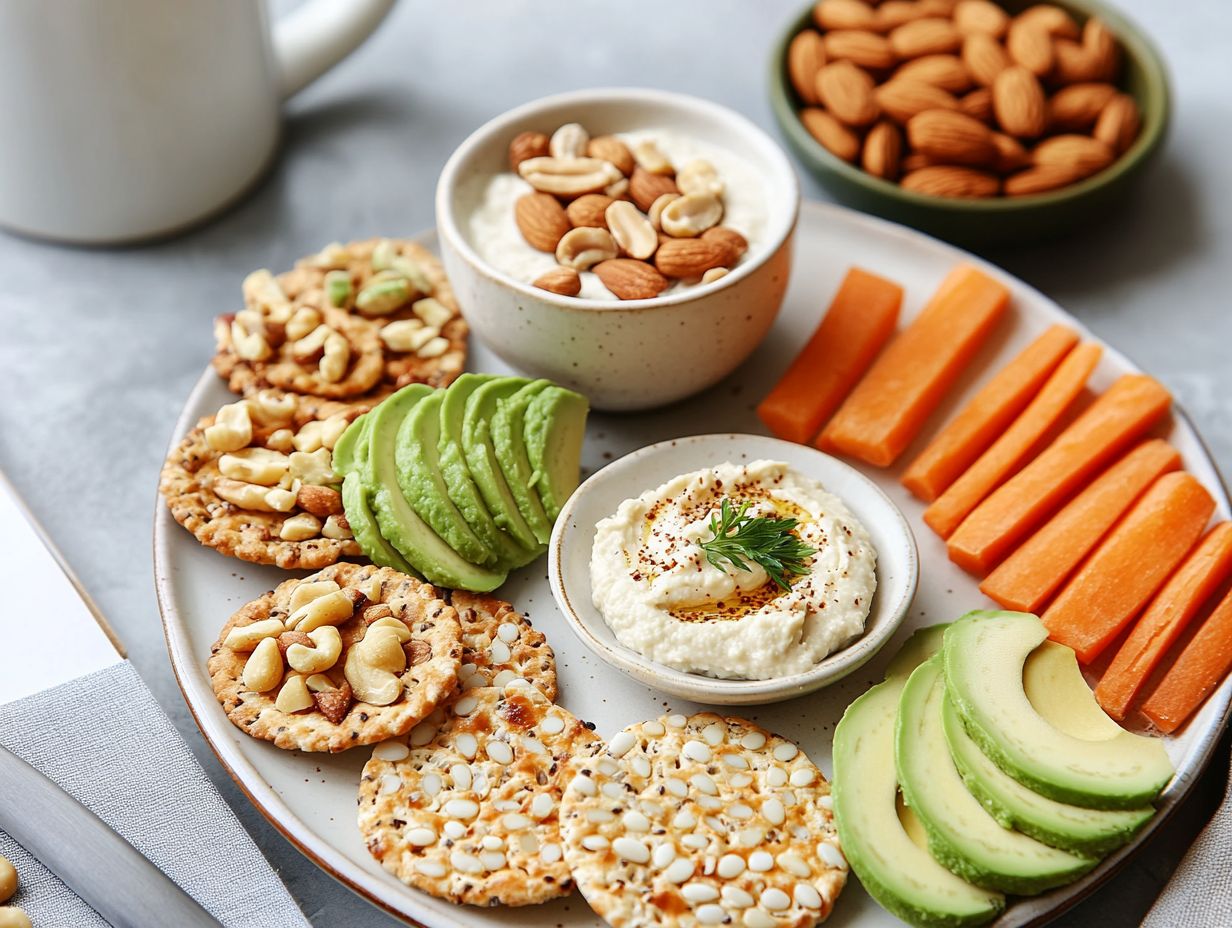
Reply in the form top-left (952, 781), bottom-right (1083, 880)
top-left (894, 54), bottom-right (972, 93)
top-left (508, 131), bottom-right (549, 171)
top-left (962, 33), bottom-right (1011, 87)
top-left (593, 259), bottom-right (670, 300)
top-left (701, 226), bottom-right (749, 262)
top-left (313, 680), bottom-right (352, 724)
top-left (628, 167), bottom-right (680, 213)
top-left (586, 136), bottom-right (635, 176)
top-left (813, 0), bottom-right (878, 31)
top-left (862, 120), bottom-right (904, 179)
top-left (959, 87), bottom-right (995, 123)
top-left (1081, 17), bottom-right (1120, 82)
top-left (1004, 163), bottom-right (1081, 196)
top-left (875, 78), bottom-right (959, 123)
top-left (953, 0), bottom-right (1009, 38)
top-left (901, 151), bottom-right (941, 173)
top-left (1006, 20), bottom-right (1053, 76)
top-left (533, 267), bottom-right (581, 297)
top-left (799, 107), bottom-right (862, 162)
top-left (566, 193), bottom-right (615, 229)
top-left (788, 30), bottom-right (828, 105)
top-left (816, 61), bottom-right (881, 126)
top-left (1051, 39), bottom-right (1105, 85)
top-left (1047, 82), bottom-right (1117, 131)
top-left (823, 30), bottom-right (898, 70)
top-left (297, 484), bottom-right (343, 517)
top-left (1093, 93), bottom-right (1140, 154)
top-left (514, 193), bottom-right (571, 253)
top-left (889, 18), bottom-right (962, 59)
top-left (901, 165), bottom-right (999, 197)
top-left (876, 1), bottom-right (925, 31)
top-left (918, 0), bottom-right (959, 13)
top-left (1016, 4), bottom-right (1079, 39)
top-left (990, 132), bottom-right (1031, 173)
top-left (654, 239), bottom-right (731, 279)
top-left (993, 66), bottom-right (1047, 138)
top-left (907, 108), bottom-right (997, 165)
top-left (1033, 134), bottom-right (1115, 180)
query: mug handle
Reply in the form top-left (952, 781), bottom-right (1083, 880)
top-left (273, 0), bottom-right (397, 99)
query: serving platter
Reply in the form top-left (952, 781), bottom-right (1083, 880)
top-left (154, 200), bottom-right (1232, 928)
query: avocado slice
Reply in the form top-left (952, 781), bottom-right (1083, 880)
top-left (462, 377), bottom-right (545, 551)
top-left (438, 374), bottom-right (541, 569)
top-left (395, 390), bottom-right (500, 569)
top-left (368, 384), bottom-right (506, 592)
top-left (942, 692), bottom-right (1153, 856)
top-left (943, 612), bottom-right (1173, 809)
top-left (490, 380), bottom-right (555, 544)
top-left (833, 627), bottom-right (1004, 928)
top-left (332, 415), bottom-right (419, 576)
top-left (523, 384), bottom-right (588, 523)
top-left (897, 657), bottom-right (1095, 893)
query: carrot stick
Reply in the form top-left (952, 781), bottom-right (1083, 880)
top-left (1042, 472), bottom-right (1215, 664)
top-left (902, 324), bottom-right (1080, 502)
top-left (980, 439), bottom-right (1182, 613)
top-left (947, 374), bottom-right (1173, 575)
top-left (757, 268), bottom-right (902, 445)
top-left (923, 342), bottom-right (1101, 539)
top-left (1096, 522), bottom-right (1232, 721)
top-left (816, 264), bottom-right (1010, 467)
top-left (1141, 584), bottom-right (1232, 734)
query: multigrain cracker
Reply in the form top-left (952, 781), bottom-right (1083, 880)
top-left (208, 564), bottom-right (462, 752)
top-left (213, 238), bottom-right (467, 403)
top-left (560, 712), bottom-right (848, 928)
top-left (358, 684), bottom-right (598, 906)
top-left (450, 590), bottom-right (558, 699)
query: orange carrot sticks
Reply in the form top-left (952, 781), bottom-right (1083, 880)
top-left (817, 264), bottom-right (1009, 467)
top-left (980, 439), bottom-right (1182, 613)
top-left (758, 268), bottom-right (902, 445)
top-left (947, 374), bottom-right (1173, 575)
top-left (1042, 472), bottom-right (1215, 665)
top-left (923, 342), bottom-right (1101, 539)
top-left (1141, 584), bottom-right (1232, 734)
top-left (1096, 522), bottom-right (1232, 720)
top-left (902, 324), bottom-right (1080, 502)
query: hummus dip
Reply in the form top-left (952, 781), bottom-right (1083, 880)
top-left (590, 460), bottom-right (877, 680)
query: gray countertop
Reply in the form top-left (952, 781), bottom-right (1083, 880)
top-left (1, 1), bottom-right (1227, 925)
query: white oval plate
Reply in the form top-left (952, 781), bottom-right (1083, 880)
top-left (155, 201), bottom-right (1232, 928)
top-left (548, 433), bottom-right (919, 704)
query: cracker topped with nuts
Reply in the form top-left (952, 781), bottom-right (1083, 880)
top-left (208, 564), bottom-right (464, 753)
top-left (358, 683), bottom-right (599, 906)
top-left (560, 712), bottom-right (847, 928)
top-left (213, 238), bottom-right (467, 403)
top-left (450, 590), bottom-right (557, 700)
top-left (160, 389), bottom-right (362, 568)
top-left (497, 124), bottom-right (753, 300)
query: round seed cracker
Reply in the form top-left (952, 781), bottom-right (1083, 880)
top-left (208, 564), bottom-right (462, 752)
top-left (450, 590), bottom-right (558, 700)
top-left (560, 712), bottom-right (848, 928)
top-left (358, 684), bottom-right (599, 906)
top-left (159, 392), bottom-right (363, 569)
top-left (213, 238), bottom-right (467, 402)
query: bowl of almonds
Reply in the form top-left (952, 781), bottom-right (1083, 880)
top-left (770, 0), bottom-right (1169, 245)
top-left (436, 88), bottom-right (799, 411)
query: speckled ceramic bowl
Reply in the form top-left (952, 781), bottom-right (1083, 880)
top-left (435, 88), bottom-right (800, 412)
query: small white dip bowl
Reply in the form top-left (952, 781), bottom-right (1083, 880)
top-left (435, 88), bottom-right (800, 412)
top-left (548, 434), bottom-right (919, 705)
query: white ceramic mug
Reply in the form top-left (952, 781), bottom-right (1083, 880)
top-left (0, 0), bottom-right (396, 244)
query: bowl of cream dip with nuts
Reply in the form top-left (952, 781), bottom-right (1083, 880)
top-left (548, 434), bottom-right (919, 704)
top-left (436, 88), bottom-right (800, 411)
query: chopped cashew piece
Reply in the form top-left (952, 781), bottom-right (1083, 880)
top-left (288, 579), bottom-right (341, 613)
top-left (218, 448), bottom-right (290, 485)
top-left (223, 618), bottom-right (286, 651)
top-left (287, 625), bottom-right (343, 674)
top-left (204, 401), bottom-right (253, 452)
top-left (274, 674), bottom-right (315, 712)
top-left (289, 448), bottom-right (337, 486)
top-left (242, 637), bottom-right (284, 693)
top-left (290, 588), bottom-right (356, 632)
top-left (280, 512), bottom-right (322, 541)
top-left (411, 297), bottom-right (453, 328)
top-left (322, 514), bottom-right (353, 540)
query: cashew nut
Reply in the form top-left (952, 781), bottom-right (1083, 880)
top-left (218, 447), bottom-right (290, 485)
top-left (288, 579), bottom-right (340, 613)
top-left (223, 618), bottom-right (286, 652)
top-left (367, 616), bottom-right (412, 643)
top-left (290, 588), bottom-right (356, 632)
top-left (242, 637), bottom-right (284, 693)
top-left (287, 625), bottom-right (343, 674)
top-left (204, 401), bottom-right (253, 453)
top-left (274, 673), bottom-right (315, 713)
top-left (344, 625), bottom-right (407, 706)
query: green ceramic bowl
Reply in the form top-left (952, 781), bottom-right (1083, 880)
top-left (769, 0), bottom-right (1170, 247)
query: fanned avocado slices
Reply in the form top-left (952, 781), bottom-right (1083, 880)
top-left (489, 380), bottom-right (555, 545)
top-left (333, 414), bottom-right (418, 576)
top-left (524, 384), bottom-right (588, 524)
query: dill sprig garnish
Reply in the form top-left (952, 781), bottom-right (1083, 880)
top-left (699, 498), bottom-right (816, 592)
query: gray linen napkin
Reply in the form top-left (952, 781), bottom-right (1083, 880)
top-left (0, 661), bottom-right (309, 928)
top-left (1144, 760), bottom-right (1232, 925)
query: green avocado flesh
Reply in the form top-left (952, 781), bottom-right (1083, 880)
top-left (490, 380), bottom-right (555, 545)
top-left (395, 390), bottom-right (499, 568)
top-left (943, 612), bottom-right (1173, 809)
top-left (896, 658), bottom-right (1095, 893)
top-left (437, 374), bottom-right (541, 569)
top-left (523, 385), bottom-right (589, 523)
top-left (834, 629), bottom-right (1005, 928)
top-left (333, 416), bottom-right (417, 576)
top-left (368, 385), bottom-right (506, 592)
